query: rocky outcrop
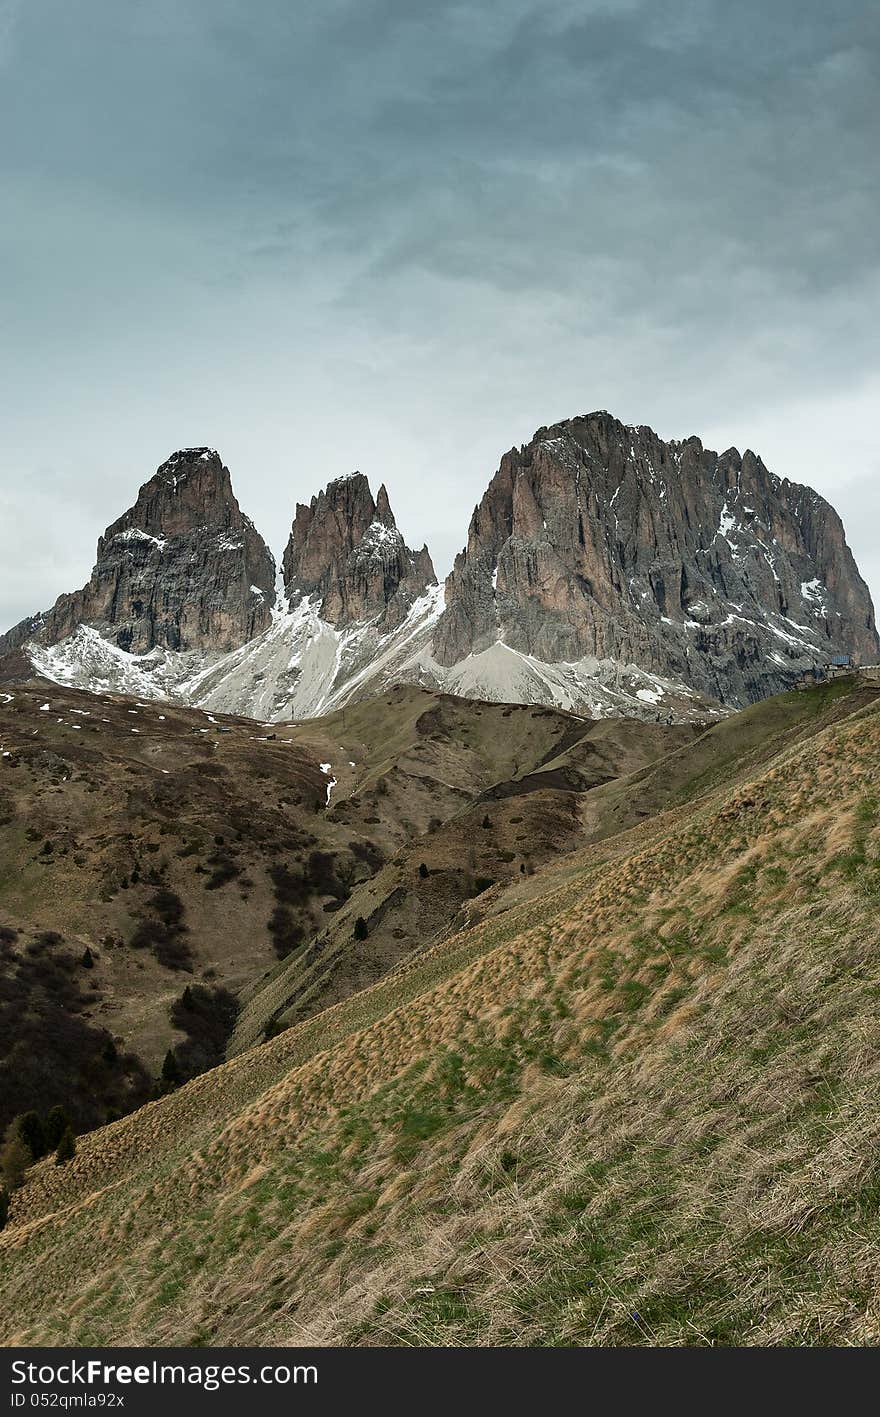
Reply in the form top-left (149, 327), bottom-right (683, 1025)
top-left (281, 472), bottom-right (436, 632)
top-left (434, 411), bottom-right (878, 706)
top-left (1, 450), bottom-right (276, 656)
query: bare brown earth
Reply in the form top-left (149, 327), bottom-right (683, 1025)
top-left (1, 675), bottom-right (879, 1345)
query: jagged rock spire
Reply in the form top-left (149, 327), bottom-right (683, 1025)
top-left (282, 472), bottom-right (436, 632)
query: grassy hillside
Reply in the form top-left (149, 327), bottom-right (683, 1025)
top-left (2, 677), bottom-right (879, 1345)
top-left (232, 676), bottom-right (879, 1054)
top-left (230, 704), bottom-right (697, 1052)
top-left (0, 674), bottom-right (688, 1133)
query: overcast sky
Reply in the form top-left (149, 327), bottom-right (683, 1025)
top-left (1, 0), bottom-right (878, 632)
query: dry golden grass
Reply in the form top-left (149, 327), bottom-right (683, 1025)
top-left (2, 685), bottom-right (880, 1345)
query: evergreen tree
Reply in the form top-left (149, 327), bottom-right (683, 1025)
top-left (0, 1187), bottom-right (9, 1231)
top-left (16, 1111), bottom-right (46, 1161)
top-left (161, 1048), bottom-right (181, 1088)
top-left (44, 1106), bottom-right (70, 1151)
top-left (353, 916), bottom-right (369, 941)
top-left (0, 1133), bottom-right (32, 1190)
top-left (81, 946), bottom-right (94, 968)
top-left (55, 1127), bottom-right (76, 1166)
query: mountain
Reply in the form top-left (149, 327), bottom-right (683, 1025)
top-left (434, 411), bottom-right (879, 707)
top-left (4, 671), bottom-right (880, 1345)
top-left (2, 416), bottom-right (876, 722)
top-left (5, 462), bottom-right (444, 722)
top-left (1, 449), bottom-right (276, 661)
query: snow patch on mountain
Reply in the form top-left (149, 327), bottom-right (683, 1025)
top-left (31, 585), bottom-right (446, 722)
top-left (26, 577), bottom-right (722, 724)
top-left (113, 528), bottom-right (167, 550)
top-left (801, 578), bottom-right (830, 616)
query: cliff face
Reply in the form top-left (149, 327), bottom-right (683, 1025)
top-left (434, 412), bottom-right (878, 705)
top-left (1, 450), bottom-right (276, 656)
top-left (281, 472), bottom-right (436, 632)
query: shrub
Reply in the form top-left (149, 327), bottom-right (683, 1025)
top-left (307, 850), bottom-right (348, 900)
top-left (130, 889), bottom-right (193, 971)
top-left (205, 856), bottom-right (239, 890)
top-left (150, 930), bottom-right (194, 972)
top-left (34, 930), bottom-right (63, 948)
top-left (269, 864), bottom-right (309, 907)
top-left (150, 888), bottom-right (185, 928)
top-left (54, 1127), bottom-right (76, 1166)
top-left (354, 917), bottom-right (369, 941)
top-left (268, 906), bottom-right (304, 961)
top-left (350, 839), bottom-right (385, 872)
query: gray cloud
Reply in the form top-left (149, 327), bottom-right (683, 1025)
top-left (1, 0), bottom-right (878, 631)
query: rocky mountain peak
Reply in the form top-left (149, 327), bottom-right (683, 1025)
top-left (375, 482), bottom-right (395, 526)
top-left (101, 448), bottom-right (245, 545)
top-left (282, 473), bottom-right (436, 632)
top-left (1, 449), bottom-right (275, 658)
top-left (434, 410), bottom-right (878, 706)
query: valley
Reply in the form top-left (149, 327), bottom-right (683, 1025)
top-left (0, 667), bottom-right (696, 1134)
